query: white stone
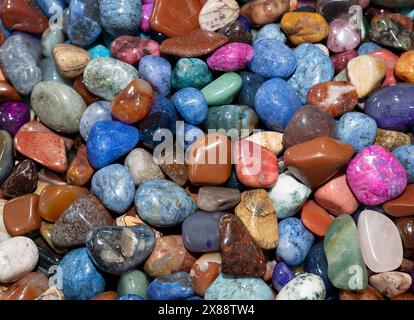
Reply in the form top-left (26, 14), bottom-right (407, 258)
top-left (124, 148), bottom-right (164, 185)
top-left (199, 0), bottom-right (240, 32)
top-left (369, 272), bottom-right (412, 298)
top-left (276, 273), bottom-right (326, 300)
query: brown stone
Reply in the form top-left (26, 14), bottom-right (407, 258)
top-left (219, 214), bottom-right (266, 277)
top-left (90, 291), bottom-right (118, 300)
top-left (400, 258), bottom-right (414, 272)
top-left (150, 0), bottom-right (202, 37)
top-left (240, 0), bottom-right (290, 26)
top-left (374, 128), bottom-right (412, 151)
top-left (391, 292), bottom-right (414, 300)
top-left (383, 184), bottom-right (414, 217)
top-left (155, 149), bottom-right (188, 186)
top-left (284, 137), bottom-right (355, 188)
top-left (53, 44), bottom-right (91, 78)
top-left (3, 194), bottom-right (41, 236)
top-left (197, 186), bottom-right (241, 212)
top-left (339, 285), bottom-right (384, 300)
top-left (0, 272), bottom-right (49, 300)
top-left (66, 145), bottom-right (94, 186)
top-left (190, 253), bottom-right (221, 296)
top-left (160, 29), bottom-right (229, 57)
top-left (39, 185), bottom-right (89, 223)
top-left (187, 133), bottom-right (232, 185)
top-left (395, 217), bottom-right (414, 252)
top-left (1, 159), bottom-right (37, 199)
top-left (0, 81), bottom-right (21, 104)
top-left (73, 75), bottom-right (99, 106)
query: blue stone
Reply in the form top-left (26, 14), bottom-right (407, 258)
top-left (249, 39), bottom-right (296, 79)
top-left (272, 262), bottom-right (295, 292)
top-left (68, 0), bottom-right (102, 47)
top-left (172, 88), bottom-right (208, 126)
top-left (238, 71), bottom-right (266, 110)
top-left (181, 211), bottom-right (225, 252)
top-left (393, 145), bottom-right (414, 183)
top-left (139, 55), bottom-right (172, 96)
top-left (98, 0), bottom-right (142, 37)
top-left (287, 43), bottom-right (335, 103)
top-left (357, 42), bottom-right (382, 55)
top-left (186, 296), bottom-right (204, 300)
top-left (88, 44), bottom-right (110, 59)
top-left (0, 18), bottom-right (10, 39)
top-left (135, 179), bottom-right (196, 227)
top-left (255, 78), bottom-right (302, 131)
top-left (118, 294), bottom-right (144, 300)
top-left (238, 15), bottom-right (251, 32)
top-left (86, 120), bottom-right (139, 169)
top-left (336, 112), bottom-right (377, 153)
top-left (137, 112), bottom-right (173, 149)
top-left (276, 217), bottom-right (314, 267)
top-left (176, 122), bottom-right (204, 151)
top-left (148, 94), bottom-right (178, 125)
top-left (147, 272), bottom-right (194, 300)
top-left (172, 58), bottom-right (213, 90)
top-left (79, 101), bottom-right (112, 141)
top-left (59, 248), bottom-right (105, 300)
top-left (35, 0), bottom-right (67, 17)
top-left (91, 164), bottom-right (135, 214)
top-left (226, 170), bottom-right (247, 191)
top-left (254, 23), bottom-right (287, 44)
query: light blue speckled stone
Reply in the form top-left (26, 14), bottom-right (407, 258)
top-left (88, 44), bottom-right (110, 59)
top-left (357, 42), bottom-right (382, 55)
top-left (79, 101), bottom-right (112, 141)
top-left (287, 43), bottom-right (334, 103)
top-left (91, 164), bottom-right (135, 214)
top-left (393, 145), bottom-right (414, 183)
top-left (172, 58), bottom-right (213, 90)
top-left (147, 272), bottom-right (194, 300)
top-left (134, 179), bottom-right (196, 227)
top-left (205, 274), bottom-right (274, 300)
top-left (139, 55), bottom-right (172, 96)
top-left (276, 217), bottom-right (315, 267)
top-left (254, 23), bottom-right (287, 44)
top-left (268, 173), bottom-right (312, 219)
top-left (172, 88), bottom-right (208, 126)
top-left (337, 112), bottom-right (378, 153)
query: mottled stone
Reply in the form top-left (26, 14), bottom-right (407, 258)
top-left (276, 273), bottom-right (326, 300)
top-left (197, 187), bottom-right (240, 212)
top-left (110, 36), bottom-right (160, 65)
top-left (73, 75), bottom-right (100, 106)
top-left (172, 58), bottom-right (213, 90)
top-left (190, 253), bottom-right (221, 296)
top-left (238, 71), bottom-right (266, 110)
top-left (125, 148), bottom-right (164, 186)
top-left (35, 286), bottom-right (64, 301)
top-left (79, 101), bottom-right (112, 141)
top-left (52, 44), bottom-right (91, 78)
top-left (199, 0), bottom-right (240, 32)
top-left (154, 149), bottom-right (187, 186)
top-left (369, 272), bottom-right (412, 298)
top-left (395, 50), bottom-right (414, 82)
top-left (331, 50), bottom-right (358, 73)
top-left (1, 160), bottom-right (37, 199)
top-left (138, 55), bottom-right (171, 96)
top-left (374, 129), bottom-right (411, 151)
top-left (327, 19), bottom-right (360, 53)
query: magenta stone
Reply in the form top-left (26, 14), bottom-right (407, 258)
top-left (206, 42), bottom-right (254, 72)
top-left (0, 101), bottom-right (30, 136)
top-left (327, 19), bottom-right (361, 53)
top-left (347, 146), bottom-right (407, 206)
top-left (110, 36), bottom-right (160, 65)
top-left (330, 50), bottom-right (357, 73)
top-left (140, 4), bottom-right (154, 33)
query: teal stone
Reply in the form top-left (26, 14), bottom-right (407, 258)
top-left (205, 274), bottom-right (274, 300)
top-left (172, 58), bottom-right (213, 90)
top-left (201, 72), bottom-right (243, 106)
top-left (205, 105), bottom-right (258, 139)
top-left (88, 44), bottom-right (111, 59)
top-left (117, 270), bottom-right (148, 299)
top-left (324, 215), bottom-right (368, 290)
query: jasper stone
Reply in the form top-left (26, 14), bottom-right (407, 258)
top-left (0, 81), bottom-right (22, 104)
top-left (187, 133), bottom-right (232, 185)
top-left (51, 194), bottom-right (114, 248)
top-left (190, 253), bottom-right (222, 296)
top-left (135, 179), bottom-right (196, 227)
top-left (125, 148), bottom-right (164, 186)
top-left (52, 44), bottom-right (91, 78)
top-left (31, 81), bottom-right (87, 134)
top-left (66, 145), bottom-right (94, 186)
top-left (199, 0), bottom-right (240, 32)
top-left (220, 214), bottom-right (266, 277)
top-left (172, 58), bottom-right (213, 90)
top-left (0, 102), bottom-right (30, 136)
top-left (369, 272), bottom-right (412, 298)
top-left (110, 36), bottom-right (160, 65)
top-left (241, 0), bottom-right (290, 26)
top-left (197, 186), bottom-right (240, 212)
top-left (307, 81), bottom-right (358, 118)
top-left (276, 273), bottom-right (326, 300)
top-left (3, 194), bottom-right (41, 236)
top-left (218, 20), bottom-right (252, 44)
top-left (383, 185), bottom-right (414, 217)
top-left (347, 146), bottom-right (407, 206)
top-left (358, 210), bottom-right (403, 273)
top-left (86, 225), bottom-right (155, 275)
top-left (374, 129), bottom-right (411, 151)
top-left (0, 272), bottom-right (49, 300)
top-left (160, 29), bottom-right (229, 57)
top-left (147, 272), bottom-right (194, 300)
top-left (301, 200), bottom-right (334, 237)
top-left (283, 105), bottom-right (337, 150)
top-left (284, 137), bottom-right (354, 188)
top-left (83, 57), bottom-right (139, 101)
top-left (201, 72), bottom-right (242, 106)
top-left (324, 215), bottom-right (368, 290)
top-left (1, 160), bottom-right (37, 199)
top-left (144, 235), bottom-right (196, 278)
top-left (0, 131), bottom-right (12, 184)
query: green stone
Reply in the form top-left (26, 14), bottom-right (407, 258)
top-left (172, 58), bottom-right (213, 90)
top-left (201, 72), bottom-right (243, 106)
top-left (324, 215), bottom-right (368, 290)
top-left (117, 270), bottom-right (148, 299)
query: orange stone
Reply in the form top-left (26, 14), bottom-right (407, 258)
top-left (3, 194), bottom-right (41, 236)
top-left (66, 145), bottom-right (94, 186)
top-left (187, 133), bottom-right (232, 185)
top-left (111, 79), bottom-right (154, 124)
top-left (0, 81), bottom-right (22, 104)
top-left (73, 75), bottom-right (99, 106)
top-left (369, 48), bottom-right (399, 87)
top-left (150, 0), bottom-right (202, 37)
top-left (394, 50), bottom-right (414, 83)
top-left (190, 253), bottom-right (221, 296)
top-left (383, 184), bottom-right (414, 217)
top-left (39, 185), bottom-right (89, 223)
top-left (0, 272), bottom-right (49, 300)
top-left (339, 285), bottom-right (384, 300)
top-left (391, 292), bottom-right (414, 300)
top-left (90, 291), bottom-right (118, 300)
top-left (301, 200), bottom-right (334, 237)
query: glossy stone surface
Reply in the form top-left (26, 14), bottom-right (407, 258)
top-left (172, 58), bottom-right (213, 90)
top-left (117, 269), bottom-right (148, 298)
top-left (52, 44), bottom-right (91, 78)
top-left (86, 225), bottom-right (155, 275)
top-left (0, 131), bottom-right (12, 184)
top-left (86, 120), bottom-right (140, 169)
top-left (147, 272), bottom-right (194, 300)
top-left (272, 262), bottom-right (295, 292)
top-left (0, 272), bottom-right (48, 300)
top-left (369, 48), bottom-right (399, 87)
top-left (395, 217), bottom-right (414, 252)
top-left (125, 148), bottom-right (164, 186)
top-left (197, 186), bottom-right (240, 212)
top-left (201, 72), bottom-right (242, 106)
top-left (384, 185), bottom-right (414, 217)
top-left (207, 42), bottom-right (253, 72)
top-left (374, 129), bottom-right (411, 151)
top-left (276, 273), bottom-right (326, 300)
top-left (135, 179), bottom-right (196, 227)
top-left (1, 160), bottom-right (37, 199)
top-left (59, 247), bottom-right (105, 300)
top-left (241, 0), bottom-right (289, 26)
top-left (327, 19), bottom-right (360, 52)
top-left (0, 102), bottom-right (30, 137)
top-left (66, 145), bottom-right (94, 186)
top-left (395, 50), bottom-right (414, 82)
top-left (110, 36), bottom-right (160, 65)
top-left (138, 55), bottom-right (171, 96)
top-left (218, 20), bottom-right (252, 44)
top-left (173, 88), bottom-right (208, 126)
top-left (238, 71), bottom-right (266, 109)
top-left (51, 194), bottom-right (114, 248)
top-left (79, 101), bottom-right (112, 141)
top-left (369, 272), bottom-right (412, 298)
top-left (347, 146), bottom-right (407, 206)
top-left (199, 0), bottom-right (240, 32)
top-left (0, 81), bottom-right (21, 104)
top-left (301, 200), bottom-right (334, 237)
top-left (324, 215), bottom-right (368, 290)
top-left (358, 210), bottom-right (403, 273)
top-left (190, 253), bottom-right (221, 296)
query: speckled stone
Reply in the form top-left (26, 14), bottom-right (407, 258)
top-left (138, 55), bottom-right (171, 96)
top-left (172, 58), bottom-right (213, 90)
top-left (276, 273), bottom-right (326, 300)
top-left (199, 0), bottom-right (240, 32)
top-left (374, 129), bottom-right (412, 151)
top-left (124, 148), bottom-right (164, 186)
top-left (147, 272), bottom-right (194, 300)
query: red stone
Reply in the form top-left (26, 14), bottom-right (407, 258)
top-left (369, 49), bottom-right (399, 87)
top-left (301, 200), bottom-right (334, 237)
top-left (330, 50), bottom-right (357, 73)
top-left (0, 272), bottom-right (49, 300)
top-left (110, 36), bottom-right (160, 65)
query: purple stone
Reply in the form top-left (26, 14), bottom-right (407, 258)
top-left (0, 101), bottom-right (30, 136)
top-left (272, 262), bottom-right (295, 292)
top-left (364, 83), bottom-right (414, 132)
top-left (181, 211), bottom-right (225, 253)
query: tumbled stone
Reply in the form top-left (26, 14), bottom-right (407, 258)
top-left (301, 200), bottom-right (334, 237)
top-left (172, 58), bottom-right (213, 90)
top-left (52, 44), bottom-right (91, 78)
top-left (218, 20), bottom-right (252, 44)
top-left (245, 131), bottom-right (283, 155)
top-left (0, 101), bottom-right (30, 137)
top-left (201, 72), bottom-right (242, 106)
top-left (0, 81), bottom-right (22, 104)
top-left (66, 145), bottom-right (94, 186)
top-left (374, 128), bottom-right (412, 151)
top-left (90, 291), bottom-right (118, 300)
top-left (110, 36), bottom-right (160, 65)
top-left (327, 19), bottom-right (360, 53)
top-left (73, 75), bottom-right (99, 106)
top-left (147, 272), bottom-right (194, 300)
top-left (138, 55), bottom-right (171, 96)
top-left (190, 253), bottom-right (221, 296)
top-left (395, 50), bottom-right (414, 82)
top-left (155, 149), bottom-right (187, 186)
top-left (384, 185), bottom-right (414, 217)
top-left (197, 187), bottom-right (240, 212)
top-left (238, 71), bottom-right (266, 110)
top-left (207, 42), bottom-right (253, 72)
top-left (369, 48), bottom-right (399, 87)
top-left (395, 217), bottom-right (414, 252)
top-left (369, 272), bottom-right (412, 298)
top-left (276, 273), bottom-right (326, 300)
top-left (331, 50), bottom-right (358, 73)
top-left (117, 269), bottom-right (148, 298)
top-left (0, 272), bottom-right (48, 300)
top-left (241, 0), bottom-right (290, 26)
top-left (1, 160), bottom-right (37, 199)
top-left (199, 0), bottom-right (240, 32)
top-left (41, 28), bottom-right (65, 57)
top-left (124, 148), bottom-right (164, 186)
top-left (0, 131), bottom-right (12, 185)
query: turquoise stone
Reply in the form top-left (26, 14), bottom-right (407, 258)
top-left (172, 58), bottom-right (213, 90)
top-left (88, 44), bottom-right (110, 59)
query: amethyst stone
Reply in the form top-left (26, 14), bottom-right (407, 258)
top-left (0, 101), bottom-right (30, 136)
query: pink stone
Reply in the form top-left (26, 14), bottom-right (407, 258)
top-left (358, 210), bottom-right (403, 273)
top-left (233, 140), bottom-right (279, 188)
top-left (330, 50), bottom-right (357, 73)
top-left (139, 4), bottom-right (154, 32)
top-left (327, 19), bottom-right (361, 53)
top-left (206, 42), bottom-right (254, 72)
top-left (110, 36), bottom-right (160, 65)
top-left (314, 174), bottom-right (359, 216)
top-left (369, 49), bottom-right (398, 87)
top-left (347, 146), bottom-right (407, 206)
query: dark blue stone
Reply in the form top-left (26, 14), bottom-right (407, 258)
top-left (272, 262), bottom-right (295, 292)
top-left (148, 94), bottom-right (178, 125)
top-left (118, 294), bottom-right (145, 300)
top-left (137, 112), bottom-right (172, 149)
top-left (226, 170), bottom-right (247, 191)
top-left (238, 15), bottom-right (251, 32)
top-left (147, 272), bottom-right (194, 300)
top-left (238, 71), bottom-right (266, 110)
top-left (357, 42), bottom-right (382, 55)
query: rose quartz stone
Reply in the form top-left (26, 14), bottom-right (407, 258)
top-left (314, 174), bottom-right (359, 216)
top-left (140, 4), bottom-right (154, 32)
top-left (358, 210), bottom-right (403, 273)
top-left (110, 36), bottom-right (160, 65)
top-left (347, 146), bottom-right (407, 205)
top-left (206, 42), bottom-right (254, 72)
top-left (369, 49), bottom-right (398, 87)
top-left (327, 19), bottom-right (361, 53)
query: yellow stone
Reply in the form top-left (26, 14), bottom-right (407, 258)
top-left (245, 131), bottom-right (284, 154)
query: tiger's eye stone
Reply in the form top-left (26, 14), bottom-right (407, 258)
top-left (66, 145), bottom-right (94, 186)
top-left (1, 160), bottom-right (37, 199)
top-left (112, 79), bottom-right (154, 124)
top-left (383, 185), bottom-right (414, 217)
top-left (73, 76), bottom-right (100, 106)
top-left (52, 44), bottom-right (91, 79)
top-left (39, 185), bottom-right (89, 223)
top-left (3, 194), bottom-right (41, 236)
top-left (241, 0), bottom-right (290, 26)
top-left (0, 272), bottom-right (49, 300)
top-left (0, 81), bottom-right (21, 104)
